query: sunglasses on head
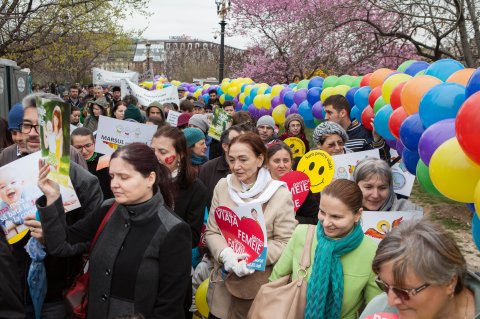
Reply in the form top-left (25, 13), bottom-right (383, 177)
top-left (375, 277), bottom-right (430, 301)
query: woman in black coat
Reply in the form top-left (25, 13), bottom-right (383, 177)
top-left (34, 143), bottom-right (191, 319)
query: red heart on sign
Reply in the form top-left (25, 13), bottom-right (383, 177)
top-left (214, 206), bottom-right (265, 263)
top-left (280, 171), bottom-right (311, 212)
top-left (365, 313), bottom-right (399, 319)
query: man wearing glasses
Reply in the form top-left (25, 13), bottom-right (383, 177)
top-left (71, 127), bottom-right (113, 199)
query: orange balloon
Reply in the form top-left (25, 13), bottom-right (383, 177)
top-left (401, 75), bottom-right (442, 115)
top-left (446, 68), bottom-right (475, 86)
top-left (369, 68), bottom-right (394, 89)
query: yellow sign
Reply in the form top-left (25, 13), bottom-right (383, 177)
top-left (284, 137), bottom-right (306, 158)
top-left (297, 150), bottom-right (334, 193)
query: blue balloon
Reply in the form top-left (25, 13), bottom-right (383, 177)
top-left (283, 91), bottom-right (295, 108)
top-left (264, 87), bottom-right (272, 94)
top-left (217, 88), bottom-right (224, 96)
top-left (241, 103), bottom-right (249, 111)
top-left (404, 61), bottom-right (430, 76)
top-left (225, 94), bottom-right (234, 101)
top-left (400, 113), bottom-right (425, 152)
top-left (307, 87), bottom-right (322, 105)
top-left (425, 59), bottom-right (465, 81)
top-left (249, 87), bottom-right (258, 100)
top-left (350, 105), bottom-right (361, 121)
top-left (241, 83), bottom-right (248, 93)
top-left (472, 214), bottom-right (480, 250)
top-left (418, 82), bottom-right (466, 128)
top-left (288, 83), bottom-right (297, 89)
top-left (305, 119), bottom-right (316, 129)
top-left (308, 76), bottom-right (324, 89)
top-left (345, 87), bottom-right (359, 107)
top-left (244, 95), bottom-right (253, 107)
top-left (298, 100), bottom-right (313, 121)
top-left (466, 68), bottom-right (480, 99)
top-left (374, 104), bottom-right (395, 140)
top-left (402, 148), bottom-right (420, 175)
top-left (354, 86), bottom-right (371, 111)
top-left (467, 203), bottom-right (476, 213)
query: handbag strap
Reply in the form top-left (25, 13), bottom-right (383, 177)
top-left (89, 202), bottom-right (118, 254)
top-left (299, 225), bottom-right (316, 269)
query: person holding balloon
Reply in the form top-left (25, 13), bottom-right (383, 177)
top-left (323, 95), bottom-right (390, 160)
top-left (278, 114), bottom-right (310, 153)
top-left (352, 158), bottom-right (421, 212)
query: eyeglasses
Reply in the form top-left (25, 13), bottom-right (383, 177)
top-left (19, 123), bottom-right (40, 134)
top-left (74, 143), bottom-right (93, 150)
top-left (375, 277), bottom-right (430, 301)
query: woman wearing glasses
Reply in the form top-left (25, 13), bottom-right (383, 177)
top-left (270, 179), bottom-right (381, 319)
top-left (312, 121), bottom-right (351, 156)
top-left (360, 219), bottom-right (479, 319)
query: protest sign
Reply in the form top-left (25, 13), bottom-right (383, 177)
top-left (297, 150), bottom-right (334, 193)
top-left (37, 97), bottom-right (70, 187)
top-left (280, 171), bottom-right (310, 212)
top-left (166, 111), bottom-right (181, 127)
top-left (208, 107), bottom-right (232, 140)
top-left (0, 152), bottom-right (80, 244)
top-left (361, 210), bottom-right (423, 243)
top-left (365, 314), bottom-right (399, 319)
top-left (92, 67), bottom-right (138, 86)
top-left (332, 149), bottom-right (380, 180)
top-left (94, 116), bottom-right (158, 155)
top-left (214, 203), bottom-right (268, 271)
top-left (284, 137), bottom-right (306, 158)
top-left (390, 150), bottom-right (416, 197)
top-left (121, 79), bottom-right (180, 106)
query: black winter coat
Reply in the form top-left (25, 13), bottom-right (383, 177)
top-left (0, 233), bottom-right (24, 319)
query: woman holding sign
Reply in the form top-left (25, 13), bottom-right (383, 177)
top-left (35, 143), bottom-right (191, 319)
top-left (352, 158), bottom-right (421, 212)
top-left (205, 132), bottom-right (296, 319)
top-left (266, 142), bottom-right (318, 225)
top-left (270, 179), bottom-right (381, 319)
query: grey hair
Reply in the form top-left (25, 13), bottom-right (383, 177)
top-left (352, 157), bottom-right (392, 187)
top-left (22, 93), bottom-right (62, 110)
top-left (372, 219), bottom-right (467, 294)
top-left (312, 121), bottom-right (348, 145)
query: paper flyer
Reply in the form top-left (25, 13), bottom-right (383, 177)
top-left (166, 110), bottom-right (181, 127)
top-left (37, 97), bottom-right (71, 187)
top-left (332, 149), bottom-right (380, 180)
top-left (92, 67), bottom-right (138, 86)
top-left (0, 152), bottom-right (80, 244)
top-left (121, 79), bottom-right (180, 106)
top-left (208, 107), bottom-right (232, 140)
top-left (94, 116), bottom-right (158, 155)
top-left (390, 150), bottom-right (416, 197)
top-left (361, 210), bottom-right (423, 243)
top-left (214, 203), bottom-right (268, 271)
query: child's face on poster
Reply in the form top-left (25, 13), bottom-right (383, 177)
top-left (0, 170), bottom-right (24, 206)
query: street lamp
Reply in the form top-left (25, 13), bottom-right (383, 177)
top-left (145, 41), bottom-right (151, 73)
top-left (215, 0), bottom-right (230, 83)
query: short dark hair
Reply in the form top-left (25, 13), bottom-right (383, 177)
top-left (69, 85), bottom-right (79, 91)
top-left (146, 116), bottom-right (166, 127)
top-left (186, 96), bottom-right (197, 101)
top-left (323, 94), bottom-right (351, 116)
top-left (112, 86), bottom-right (121, 92)
top-left (88, 83), bottom-right (94, 89)
top-left (112, 101), bottom-right (128, 118)
top-left (71, 127), bottom-right (94, 142)
top-left (209, 88), bottom-right (217, 95)
top-left (71, 105), bottom-right (80, 113)
top-left (222, 101), bottom-right (234, 108)
top-left (220, 124), bottom-right (247, 145)
top-left (322, 179), bottom-right (363, 213)
top-left (179, 100), bottom-right (193, 113)
top-left (232, 111), bottom-right (254, 126)
top-left (122, 95), bottom-right (138, 107)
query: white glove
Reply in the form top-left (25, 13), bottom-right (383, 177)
top-left (219, 247), bottom-right (249, 272)
top-left (232, 260), bottom-right (255, 278)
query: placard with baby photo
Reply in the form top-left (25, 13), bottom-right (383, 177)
top-left (0, 152), bottom-right (80, 244)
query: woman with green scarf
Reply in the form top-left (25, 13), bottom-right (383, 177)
top-left (269, 179), bottom-right (382, 319)
top-left (183, 127), bottom-right (208, 171)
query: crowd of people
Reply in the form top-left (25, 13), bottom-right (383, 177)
top-left (0, 83), bottom-right (478, 319)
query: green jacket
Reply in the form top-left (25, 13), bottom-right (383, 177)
top-left (270, 224), bottom-right (381, 319)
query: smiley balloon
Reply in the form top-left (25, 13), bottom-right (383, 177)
top-left (297, 150), bottom-right (334, 193)
top-left (284, 137), bottom-right (306, 158)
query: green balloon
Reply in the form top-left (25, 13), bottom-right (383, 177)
top-left (397, 60), bottom-right (416, 72)
top-left (313, 118), bottom-right (323, 126)
top-left (416, 160), bottom-right (443, 196)
top-left (297, 79), bottom-right (309, 89)
top-left (338, 75), bottom-right (354, 87)
top-left (373, 96), bottom-right (387, 114)
top-left (415, 69), bottom-right (426, 76)
top-left (351, 76), bottom-right (362, 87)
top-left (323, 76), bottom-right (339, 89)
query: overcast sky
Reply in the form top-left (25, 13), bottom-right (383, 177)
top-left (122, 0), bottom-right (251, 49)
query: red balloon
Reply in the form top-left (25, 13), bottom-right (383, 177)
top-left (360, 73), bottom-right (372, 87)
top-left (361, 106), bottom-right (374, 131)
top-left (390, 83), bottom-right (406, 110)
top-left (456, 91), bottom-right (480, 165)
top-left (388, 107), bottom-right (409, 139)
top-left (368, 87), bottom-right (382, 108)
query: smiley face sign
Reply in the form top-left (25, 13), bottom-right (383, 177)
top-left (297, 150), bottom-right (334, 193)
top-left (284, 137), bottom-right (306, 158)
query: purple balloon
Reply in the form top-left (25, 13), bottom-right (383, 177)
top-left (293, 88), bottom-right (308, 105)
top-left (418, 118), bottom-right (456, 166)
top-left (259, 107), bottom-right (270, 117)
top-left (279, 87), bottom-right (292, 101)
top-left (312, 101), bottom-right (324, 120)
top-left (385, 139), bottom-right (397, 150)
top-left (290, 103), bottom-right (299, 114)
top-left (396, 140), bottom-right (405, 155)
top-left (285, 108), bottom-right (291, 117)
top-left (247, 104), bottom-right (256, 115)
top-left (271, 96), bottom-right (282, 108)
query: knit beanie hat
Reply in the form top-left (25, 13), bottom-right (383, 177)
top-left (188, 114), bottom-right (209, 134)
top-left (124, 104), bottom-right (143, 123)
top-left (183, 127), bottom-right (205, 148)
top-left (177, 113), bottom-right (192, 128)
top-left (312, 121), bottom-right (349, 145)
top-left (8, 103), bottom-right (23, 131)
top-left (256, 115), bottom-right (275, 129)
top-left (284, 114), bottom-right (305, 132)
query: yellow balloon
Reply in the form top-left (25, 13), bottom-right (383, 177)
top-left (142, 81), bottom-right (153, 89)
top-left (203, 84), bottom-right (211, 89)
top-left (219, 94), bottom-right (226, 105)
top-left (263, 93), bottom-right (272, 109)
top-left (272, 104), bottom-right (287, 125)
top-left (429, 138), bottom-right (480, 203)
top-left (475, 180), bottom-right (480, 219)
top-left (320, 87), bottom-right (336, 102)
top-left (239, 93), bottom-right (246, 104)
top-left (297, 150), bottom-right (335, 193)
top-left (195, 279), bottom-right (210, 318)
top-left (253, 94), bottom-right (264, 109)
top-left (271, 84), bottom-right (284, 97)
top-left (221, 82), bottom-right (229, 94)
top-left (334, 85), bottom-right (350, 96)
top-left (244, 85), bottom-right (253, 96)
top-left (227, 86), bottom-right (238, 97)
top-left (381, 73), bottom-right (412, 104)
top-left (171, 80), bottom-right (181, 86)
